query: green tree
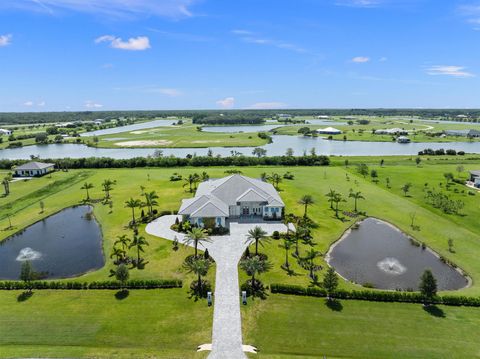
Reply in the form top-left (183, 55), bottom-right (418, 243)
top-left (357, 163), bottom-right (369, 178)
top-left (401, 182), bottom-right (412, 197)
top-left (415, 157), bottom-right (422, 167)
top-left (240, 256), bottom-right (271, 291)
top-left (144, 190), bottom-right (159, 216)
top-left (279, 237), bottom-right (292, 269)
top-left (323, 267), bottom-right (339, 299)
top-left (252, 147), bottom-right (267, 157)
top-left (304, 248), bottom-right (321, 280)
top-left (332, 192), bottom-right (346, 218)
top-left (185, 227), bottom-right (211, 257)
top-left (80, 182), bottom-right (94, 201)
top-left (246, 226), bottom-right (268, 255)
top-left (124, 198), bottom-right (141, 224)
top-left (267, 173), bottom-right (282, 190)
top-left (129, 235), bottom-right (149, 265)
top-left (115, 263), bottom-right (129, 289)
top-left (183, 173), bottom-right (200, 193)
top-left (2, 176), bottom-right (11, 196)
top-left (419, 269), bottom-right (437, 304)
top-left (183, 257), bottom-right (210, 294)
top-left (101, 179), bottom-right (115, 199)
top-left (325, 189), bottom-right (336, 209)
top-left (20, 261), bottom-right (35, 292)
top-left (39, 200), bottom-right (45, 213)
top-left (349, 190), bottom-right (365, 212)
top-left (298, 194), bottom-right (315, 218)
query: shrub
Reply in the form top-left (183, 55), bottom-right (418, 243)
top-left (0, 279), bottom-right (182, 290)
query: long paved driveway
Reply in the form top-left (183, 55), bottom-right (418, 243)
top-left (146, 215), bottom-right (288, 358)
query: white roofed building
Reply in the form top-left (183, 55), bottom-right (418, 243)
top-left (178, 174), bottom-right (285, 228)
top-left (316, 127), bottom-right (342, 135)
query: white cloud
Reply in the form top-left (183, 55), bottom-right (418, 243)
top-left (379, 56), bottom-right (388, 62)
top-left (38, 101), bottom-right (46, 107)
top-left (232, 30), bottom-right (307, 54)
top-left (216, 97), bottom-right (235, 109)
top-left (248, 102), bottom-right (287, 109)
top-left (231, 29), bottom-right (254, 35)
top-left (0, 34), bottom-right (12, 47)
top-left (23, 101), bottom-right (34, 107)
top-left (85, 100), bottom-right (103, 108)
top-left (426, 65), bottom-right (475, 78)
top-left (351, 56), bottom-right (370, 63)
top-left (95, 35), bottom-right (151, 51)
top-left (156, 88), bottom-right (182, 97)
top-left (458, 4), bottom-right (480, 28)
top-left (0, 0), bottom-right (197, 20)
top-left (335, 0), bottom-right (382, 7)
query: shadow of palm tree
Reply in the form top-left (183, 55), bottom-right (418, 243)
top-left (17, 291), bottom-right (33, 302)
top-left (324, 298), bottom-right (343, 312)
top-left (423, 305), bottom-right (445, 318)
top-left (114, 289), bottom-right (130, 300)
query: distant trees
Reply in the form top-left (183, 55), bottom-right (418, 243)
top-left (252, 147), bottom-right (267, 158)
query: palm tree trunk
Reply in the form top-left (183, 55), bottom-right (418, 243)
top-left (86, 188), bottom-right (89, 200)
top-left (195, 240), bottom-right (198, 257)
top-left (131, 208), bottom-right (135, 223)
top-left (285, 249), bottom-right (289, 268)
top-left (304, 203), bottom-right (308, 217)
top-left (198, 273), bottom-right (202, 292)
top-left (251, 273), bottom-right (256, 289)
top-left (255, 239), bottom-right (259, 255)
top-left (137, 245), bottom-right (140, 263)
top-left (354, 198), bottom-right (357, 212)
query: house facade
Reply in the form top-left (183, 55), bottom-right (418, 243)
top-left (470, 170), bottom-right (480, 188)
top-left (14, 161), bottom-right (55, 177)
top-left (178, 174), bottom-right (285, 228)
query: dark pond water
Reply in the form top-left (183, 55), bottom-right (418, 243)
top-left (327, 218), bottom-right (468, 291)
top-left (0, 206), bottom-right (104, 279)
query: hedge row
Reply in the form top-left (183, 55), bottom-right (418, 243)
top-left (0, 279), bottom-right (182, 290)
top-left (270, 284), bottom-right (480, 307)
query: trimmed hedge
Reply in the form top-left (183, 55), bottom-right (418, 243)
top-left (0, 279), bottom-right (182, 290)
top-left (270, 283), bottom-right (480, 307)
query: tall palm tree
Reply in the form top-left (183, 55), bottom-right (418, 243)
top-left (279, 238), bottom-right (292, 269)
top-left (101, 179), bottom-right (115, 199)
top-left (325, 189), bottom-right (336, 209)
top-left (298, 195), bottom-right (315, 218)
top-left (245, 226), bottom-right (269, 255)
top-left (110, 246), bottom-right (125, 263)
top-left (144, 191), bottom-right (159, 216)
top-left (129, 235), bottom-right (149, 264)
top-left (332, 192), bottom-right (346, 218)
top-left (2, 177), bottom-right (10, 196)
top-left (185, 227), bottom-right (211, 257)
top-left (124, 198), bottom-right (142, 224)
top-left (304, 248), bottom-right (321, 280)
top-left (349, 190), bottom-right (365, 212)
top-left (183, 173), bottom-right (200, 193)
top-left (240, 256), bottom-right (271, 290)
top-left (183, 257), bottom-right (210, 293)
top-left (80, 182), bottom-right (94, 201)
top-left (114, 234), bottom-right (130, 253)
top-left (268, 173), bottom-right (282, 190)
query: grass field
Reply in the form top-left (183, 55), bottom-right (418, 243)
top-left (1, 159), bottom-right (480, 357)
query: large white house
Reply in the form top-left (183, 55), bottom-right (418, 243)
top-left (0, 129), bottom-right (12, 136)
top-left (178, 174), bottom-right (285, 228)
top-left (14, 161), bottom-right (55, 177)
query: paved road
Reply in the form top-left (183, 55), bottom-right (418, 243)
top-left (146, 216), bottom-right (288, 358)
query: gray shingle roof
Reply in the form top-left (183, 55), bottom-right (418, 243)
top-left (15, 161), bottom-right (55, 171)
top-left (470, 170), bottom-right (480, 177)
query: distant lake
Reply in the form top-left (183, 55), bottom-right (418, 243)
top-left (0, 206), bottom-right (104, 279)
top-left (2, 135), bottom-right (480, 159)
top-left (201, 124), bottom-right (285, 133)
top-left (327, 218), bottom-right (468, 291)
top-left (81, 119), bottom-right (177, 137)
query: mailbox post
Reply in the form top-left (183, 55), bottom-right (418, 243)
top-left (207, 291), bottom-right (212, 306)
top-left (242, 291), bottom-right (247, 305)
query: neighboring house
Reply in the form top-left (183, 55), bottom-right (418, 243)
top-left (0, 129), bottom-right (12, 136)
top-left (397, 136), bottom-right (411, 143)
top-left (470, 170), bottom-right (480, 188)
top-left (14, 161), bottom-right (55, 177)
top-left (316, 127), bottom-right (342, 135)
top-left (277, 114), bottom-right (292, 119)
top-left (178, 174), bottom-right (285, 228)
top-left (316, 115), bottom-right (330, 119)
top-left (444, 129), bottom-right (480, 137)
top-left (374, 128), bottom-right (408, 135)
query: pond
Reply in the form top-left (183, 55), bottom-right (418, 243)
top-left (326, 218), bottom-right (468, 291)
top-left (2, 135), bottom-right (480, 159)
top-left (81, 119), bottom-right (177, 137)
top-left (0, 206), bottom-right (104, 280)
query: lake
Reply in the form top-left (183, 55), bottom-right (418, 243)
top-left (0, 206), bottom-right (104, 279)
top-left (81, 119), bottom-right (177, 137)
top-left (327, 218), bottom-right (468, 291)
top-left (2, 135), bottom-right (480, 159)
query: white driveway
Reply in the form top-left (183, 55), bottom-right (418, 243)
top-left (146, 215), bottom-right (288, 358)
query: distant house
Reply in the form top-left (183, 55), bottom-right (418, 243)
top-left (316, 115), bottom-right (330, 119)
top-left (178, 174), bottom-right (285, 228)
top-left (93, 119), bottom-right (105, 125)
top-left (316, 127), bottom-right (342, 135)
top-left (374, 128), bottom-right (408, 135)
top-left (397, 136), bottom-right (411, 144)
top-left (0, 129), bottom-right (12, 136)
top-left (470, 171), bottom-right (480, 188)
top-left (277, 114), bottom-right (292, 119)
top-left (444, 129), bottom-right (480, 137)
top-left (14, 162), bottom-right (55, 177)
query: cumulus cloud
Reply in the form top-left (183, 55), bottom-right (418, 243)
top-left (216, 97), bottom-right (235, 109)
top-left (0, 0), bottom-right (197, 20)
top-left (23, 101), bottom-right (34, 107)
top-left (0, 34), bottom-right (12, 47)
top-left (351, 56), bottom-right (370, 63)
top-left (426, 65), bottom-right (475, 78)
top-left (85, 100), bottom-right (103, 108)
top-left (248, 102), bottom-right (287, 109)
top-left (95, 35), bottom-right (151, 51)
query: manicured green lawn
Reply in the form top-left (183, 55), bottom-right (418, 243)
top-left (0, 289), bottom-right (211, 359)
top-left (242, 294), bottom-right (480, 358)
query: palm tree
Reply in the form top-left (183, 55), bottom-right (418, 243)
top-left (183, 257), bottom-right (210, 294)
top-left (124, 198), bottom-right (141, 224)
top-left (114, 235), bottom-right (130, 253)
top-left (279, 238), bottom-right (292, 269)
top-left (2, 177), bottom-right (10, 196)
top-left (185, 227), bottom-right (211, 257)
top-left (129, 235), bottom-right (149, 265)
top-left (240, 256), bottom-right (271, 291)
top-left (349, 190), bottom-right (365, 212)
top-left (332, 192), bottom-right (346, 218)
top-left (110, 246), bottom-right (125, 263)
top-left (201, 172), bottom-right (210, 182)
top-left (101, 179), bottom-right (115, 199)
top-left (325, 189), bottom-right (336, 209)
top-left (304, 248), bottom-right (321, 280)
top-left (144, 191), bottom-right (159, 216)
top-left (268, 173), bottom-right (282, 190)
top-left (298, 195), bottom-right (315, 218)
top-left (80, 182), bottom-right (94, 201)
top-left (183, 173), bottom-right (200, 193)
top-left (245, 226), bottom-right (268, 255)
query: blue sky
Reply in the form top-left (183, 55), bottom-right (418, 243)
top-left (0, 0), bottom-right (479, 111)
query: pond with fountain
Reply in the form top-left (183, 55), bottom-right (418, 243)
top-left (327, 218), bottom-right (468, 291)
top-left (0, 205), bottom-right (104, 280)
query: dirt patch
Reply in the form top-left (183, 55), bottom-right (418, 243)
top-left (115, 140), bottom-right (173, 147)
